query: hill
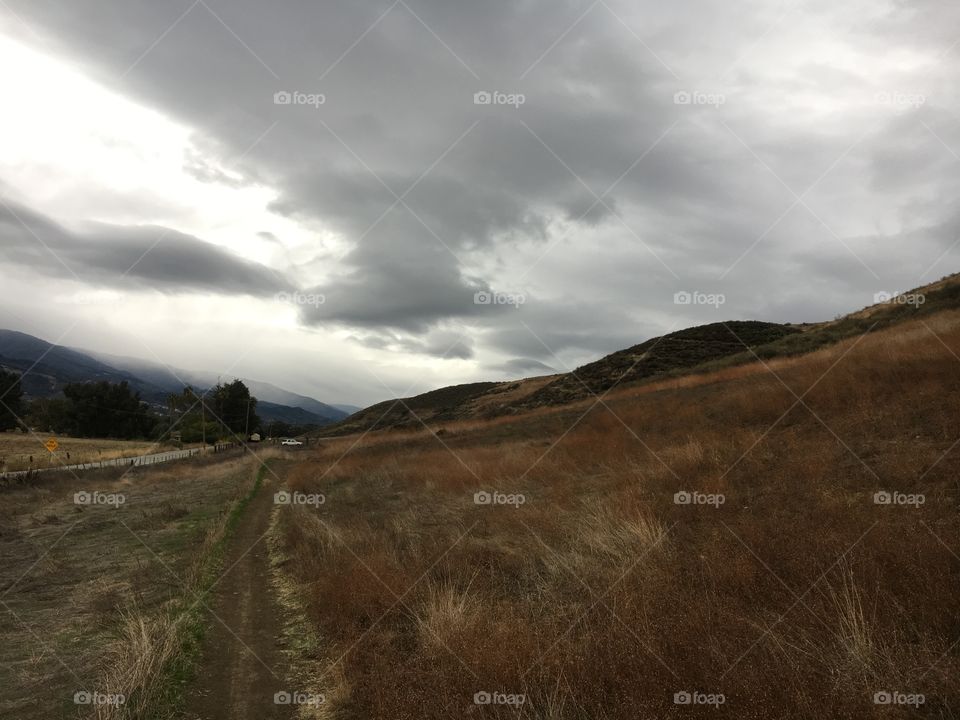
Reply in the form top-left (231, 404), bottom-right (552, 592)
top-left (320, 273), bottom-right (960, 435)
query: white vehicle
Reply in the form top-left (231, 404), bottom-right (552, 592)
top-left (281, 438), bottom-right (303, 446)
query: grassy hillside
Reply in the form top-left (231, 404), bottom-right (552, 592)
top-left (278, 306), bottom-right (960, 719)
top-left (322, 381), bottom-right (503, 435)
top-left (321, 273), bottom-right (960, 436)
top-left (511, 320), bottom-right (799, 410)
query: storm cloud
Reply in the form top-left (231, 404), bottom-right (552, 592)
top-left (0, 199), bottom-right (286, 296)
top-left (1, 0), bottom-right (959, 403)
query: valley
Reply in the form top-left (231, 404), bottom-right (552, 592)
top-left (2, 278), bottom-right (959, 718)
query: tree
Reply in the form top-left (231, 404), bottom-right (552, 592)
top-left (265, 420), bottom-right (318, 438)
top-left (0, 368), bottom-right (24, 431)
top-left (26, 397), bottom-right (72, 433)
top-left (162, 382), bottom-right (260, 442)
top-left (165, 386), bottom-right (212, 444)
top-left (62, 380), bottom-right (156, 439)
top-left (266, 420), bottom-right (294, 438)
top-left (211, 380), bottom-right (260, 436)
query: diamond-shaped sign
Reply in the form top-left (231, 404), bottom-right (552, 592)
top-left (45, 438), bottom-right (58, 453)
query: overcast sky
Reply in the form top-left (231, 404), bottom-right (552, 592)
top-left (0, 0), bottom-right (957, 407)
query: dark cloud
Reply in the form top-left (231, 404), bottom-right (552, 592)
top-left (349, 328), bottom-right (475, 359)
top-left (2, 0), bottom-right (960, 378)
top-left (0, 199), bottom-right (286, 296)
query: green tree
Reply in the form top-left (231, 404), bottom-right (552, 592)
top-left (26, 397), bottom-right (72, 433)
top-left (63, 381), bottom-right (156, 439)
top-left (0, 368), bottom-right (24, 431)
top-left (265, 420), bottom-right (293, 438)
top-left (211, 380), bottom-right (260, 436)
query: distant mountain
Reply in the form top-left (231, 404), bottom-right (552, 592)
top-left (84, 349), bottom-right (347, 423)
top-left (0, 329), bottom-right (347, 427)
top-left (331, 403), bottom-right (363, 415)
top-left (0, 330), bottom-right (163, 400)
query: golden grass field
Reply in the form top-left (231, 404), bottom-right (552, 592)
top-left (3, 309), bottom-right (959, 719)
top-left (273, 310), bottom-right (960, 719)
top-left (0, 435), bottom-right (198, 473)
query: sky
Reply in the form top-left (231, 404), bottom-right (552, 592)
top-left (0, 0), bottom-right (958, 407)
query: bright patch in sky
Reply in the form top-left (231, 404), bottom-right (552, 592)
top-left (0, 32), bottom-right (327, 269)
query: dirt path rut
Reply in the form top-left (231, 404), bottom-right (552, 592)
top-left (184, 466), bottom-right (292, 720)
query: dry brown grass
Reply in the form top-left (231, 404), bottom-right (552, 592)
top-left (0, 453), bottom-right (262, 719)
top-left (0, 434), bottom-right (199, 473)
top-left (274, 311), bottom-right (960, 719)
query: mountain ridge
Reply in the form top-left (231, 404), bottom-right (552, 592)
top-left (0, 329), bottom-right (347, 427)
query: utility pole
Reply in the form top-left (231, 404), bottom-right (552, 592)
top-left (244, 397), bottom-right (251, 440)
top-left (200, 391), bottom-right (206, 449)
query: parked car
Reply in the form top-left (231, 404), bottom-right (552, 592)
top-left (281, 438), bottom-right (303, 446)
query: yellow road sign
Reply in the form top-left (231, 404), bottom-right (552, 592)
top-left (45, 438), bottom-right (58, 453)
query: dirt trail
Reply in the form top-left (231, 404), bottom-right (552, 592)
top-left (184, 467), bottom-right (292, 720)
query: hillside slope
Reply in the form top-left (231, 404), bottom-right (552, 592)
top-left (320, 273), bottom-right (960, 435)
top-left (285, 296), bottom-right (960, 720)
